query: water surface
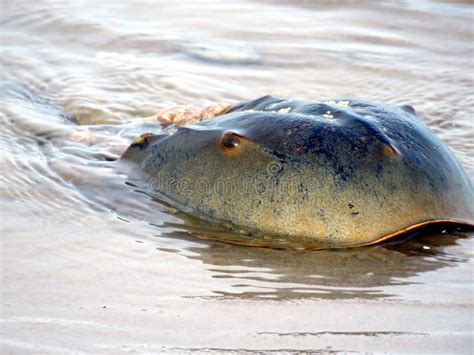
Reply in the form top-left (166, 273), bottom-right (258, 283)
top-left (1, 0), bottom-right (473, 353)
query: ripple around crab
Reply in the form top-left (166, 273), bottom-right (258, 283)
top-left (122, 95), bottom-right (474, 249)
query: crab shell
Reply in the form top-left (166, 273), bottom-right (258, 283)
top-left (122, 96), bottom-right (474, 248)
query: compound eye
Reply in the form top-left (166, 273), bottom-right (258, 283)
top-left (221, 131), bottom-right (242, 149)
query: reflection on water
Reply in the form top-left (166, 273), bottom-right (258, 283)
top-left (158, 228), bottom-right (470, 300)
top-left (1, 0), bottom-right (473, 352)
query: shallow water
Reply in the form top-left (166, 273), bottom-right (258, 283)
top-left (1, 0), bottom-right (473, 353)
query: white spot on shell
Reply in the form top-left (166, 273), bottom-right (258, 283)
top-left (336, 100), bottom-right (350, 107)
top-left (323, 111), bottom-right (334, 119)
top-left (323, 100), bottom-right (349, 107)
top-left (278, 107), bottom-right (292, 113)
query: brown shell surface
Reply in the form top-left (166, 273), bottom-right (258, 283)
top-left (122, 96), bottom-right (474, 248)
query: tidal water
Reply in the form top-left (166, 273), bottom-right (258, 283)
top-left (1, 0), bottom-right (473, 353)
